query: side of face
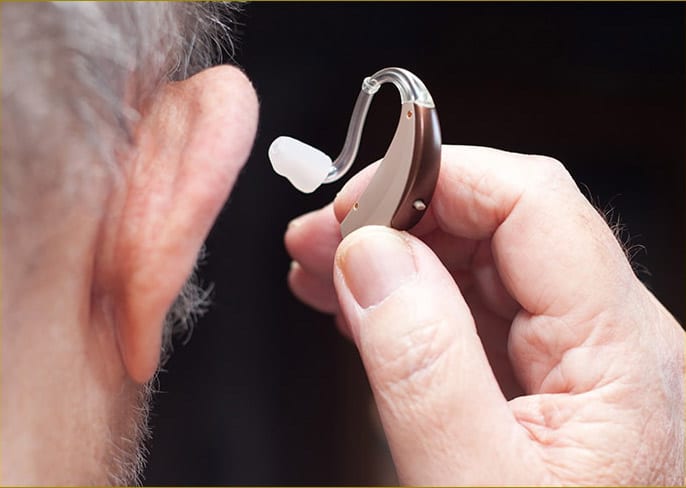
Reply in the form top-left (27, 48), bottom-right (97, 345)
top-left (0, 3), bottom-right (258, 484)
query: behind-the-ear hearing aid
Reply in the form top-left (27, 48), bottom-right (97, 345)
top-left (269, 67), bottom-right (441, 237)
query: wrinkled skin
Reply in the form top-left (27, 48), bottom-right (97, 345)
top-left (286, 146), bottom-right (685, 485)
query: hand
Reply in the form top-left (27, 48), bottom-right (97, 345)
top-left (285, 145), bottom-right (684, 485)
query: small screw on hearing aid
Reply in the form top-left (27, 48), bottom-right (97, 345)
top-left (413, 199), bottom-right (427, 212)
top-left (269, 67), bottom-right (441, 237)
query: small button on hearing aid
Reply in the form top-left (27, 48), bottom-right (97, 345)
top-left (413, 199), bottom-right (427, 212)
top-left (269, 67), bottom-right (441, 237)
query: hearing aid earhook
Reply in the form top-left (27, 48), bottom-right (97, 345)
top-left (269, 67), bottom-right (441, 237)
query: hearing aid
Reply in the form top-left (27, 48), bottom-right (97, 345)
top-left (269, 67), bottom-right (441, 237)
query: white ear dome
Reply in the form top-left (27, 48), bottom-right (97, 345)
top-left (269, 136), bottom-right (332, 194)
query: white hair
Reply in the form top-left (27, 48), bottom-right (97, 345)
top-left (1, 1), bottom-right (240, 214)
top-left (1, 3), bottom-right (239, 484)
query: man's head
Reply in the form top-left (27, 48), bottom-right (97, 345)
top-left (1, 3), bottom-right (258, 484)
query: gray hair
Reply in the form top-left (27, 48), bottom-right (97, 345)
top-left (1, 1), bottom-right (238, 341)
top-left (1, 1), bottom-right (240, 214)
top-left (1, 3), bottom-right (239, 483)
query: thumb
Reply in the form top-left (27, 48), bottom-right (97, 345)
top-left (333, 226), bottom-right (538, 484)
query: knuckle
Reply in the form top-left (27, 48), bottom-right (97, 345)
top-left (367, 317), bottom-right (454, 396)
top-left (527, 154), bottom-right (573, 187)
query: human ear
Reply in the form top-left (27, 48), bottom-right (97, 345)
top-left (101, 66), bottom-right (258, 383)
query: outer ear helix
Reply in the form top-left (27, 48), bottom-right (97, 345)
top-left (269, 67), bottom-right (441, 237)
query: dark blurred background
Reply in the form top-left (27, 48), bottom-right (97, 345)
top-left (144, 2), bottom-right (685, 485)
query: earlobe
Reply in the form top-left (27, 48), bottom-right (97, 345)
top-left (103, 66), bottom-right (258, 383)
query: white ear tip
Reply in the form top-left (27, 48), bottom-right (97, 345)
top-left (269, 136), bottom-right (332, 193)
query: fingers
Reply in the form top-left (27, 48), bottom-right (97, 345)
top-left (287, 262), bottom-right (338, 314)
top-left (333, 226), bottom-right (539, 484)
top-left (285, 203), bottom-right (342, 316)
top-left (335, 146), bottom-right (641, 391)
top-left (434, 146), bottom-right (636, 319)
top-left (285, 203), bottom-right (341, 282)
top-left (337, 146), bottom-right (635, 319)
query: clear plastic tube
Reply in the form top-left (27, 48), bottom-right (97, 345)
top-left (323, 67), bottom-right (435, 183)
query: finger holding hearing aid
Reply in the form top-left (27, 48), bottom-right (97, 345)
top-left (285, 144), bottom-right (684, 485)
top-left (285, 203), bottom-right (340, 314)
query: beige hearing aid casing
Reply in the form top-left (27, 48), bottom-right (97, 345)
top-left (269, 67), bottom-right (441, 237)
top-left (340, 102), bottom-right (441, 237)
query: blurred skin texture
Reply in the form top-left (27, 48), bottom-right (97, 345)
top-left (2, 3), bottom-right (257, 484)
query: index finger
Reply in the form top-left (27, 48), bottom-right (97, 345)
top-left (334, 145), bottom-right (636, 320)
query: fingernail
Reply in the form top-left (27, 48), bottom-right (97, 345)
top-left (337, 227), bottom-right (416, 309)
